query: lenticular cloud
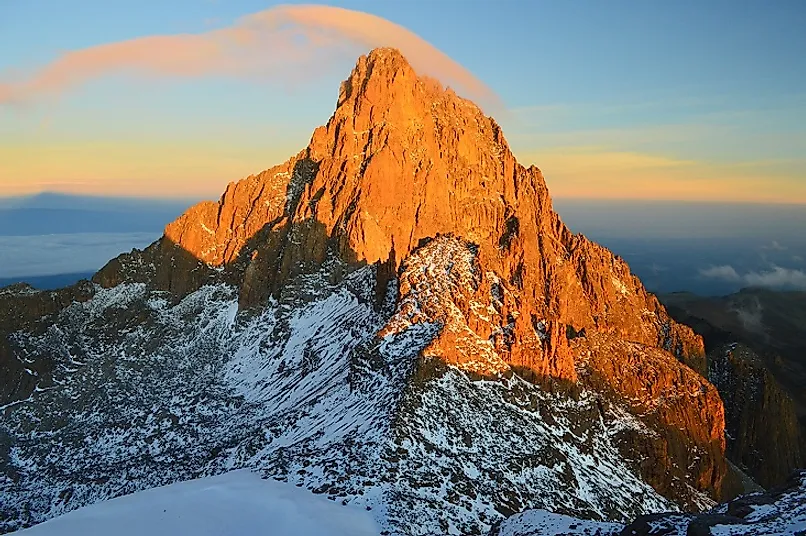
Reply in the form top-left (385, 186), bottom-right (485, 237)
top-left (0, 5), bottom-right (499, 110)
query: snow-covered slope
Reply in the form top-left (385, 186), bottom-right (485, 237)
top-left (16, 469), bottom-right (380, 536)
top-left (491, 510), bottom-right (620, 536)
top-left (495, 471), bottom-right (806, 536)
top-left (3, 46), bottom-right (796, 536)
top-left (1, 239), bottom-right (683, 535)
top-left (0, 262), bottom-right (396, 532)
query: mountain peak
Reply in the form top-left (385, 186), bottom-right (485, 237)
top-left (3, 47), bottom-right (749, 533)
top-left (338, 47), bottom-right (415, 106)
top-left (341, 47), bottom-right (418, 95)
top-left (116, 46), bottom-right (706, 384)
top-left (96, 52), bottom-right (722, 509)
top-left (362, 46), bottom-right (412, 72)
top-left (331, 47), bottom-right (475, 135)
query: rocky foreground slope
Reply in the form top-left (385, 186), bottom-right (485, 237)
top-left (495, 470), bottom-right (806, 536)
top-left (663, 290), bottom-right (806, 488)
top-left (0, 48), bottom-right (752, 534)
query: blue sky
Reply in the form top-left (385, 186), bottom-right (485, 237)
top-left (1, 0), bottom-right (805, 201)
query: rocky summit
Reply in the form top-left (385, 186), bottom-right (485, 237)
top-left (0, 48), bottom-right (776, 535)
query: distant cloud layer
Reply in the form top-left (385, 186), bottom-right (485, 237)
top-left (0, 4), bottom-right (498, 109)
top-left (0, 233), bottom-right (156, 278)
top-left (761, 240), bottom-right (787, 251)
top-left (700, 264), bottom-right (806, 290)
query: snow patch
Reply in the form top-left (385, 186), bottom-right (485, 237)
top-left (494, 509), bottom-right (622, 536)
top-left (17, 470), bottom-right (380, 536)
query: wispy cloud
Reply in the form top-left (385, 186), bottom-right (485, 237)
top-left (730, 296), bottom-right (765, 334)
top-left (0, 4), bottom-right (499, 110)
top-left (761, 240), bottom-right (787, 251)
top-left (700, 264), bottom-right (806, 290)
top-left (700, 265), bottom-right (743, 282)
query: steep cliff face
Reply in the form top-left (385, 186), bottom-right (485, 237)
top-left (662, 289), bottom-right (806, 428)
top-left (379, 235), bottom-right (726, 508)
top-left (0, 282), bottom-right (94, 405)
top-left (662, 291), bottom-right (806, 488)
top-left (575, 334), bottom-right (726, 501)
top-left (709, 343), bottom-right (805, 489)
top-left (3, 48), bottom-right (737, 534)
top-left (99, 48), bottom-right (704, 380)
top-left (93, 48), bottom-right (723, 501)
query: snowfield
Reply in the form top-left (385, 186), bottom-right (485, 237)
top-left (0, 240), bottom-right (680, 535)
top-left (491, 509), bottom-right (620, 535)
top-left (6, 237), bottom-right (798, 535)
top-left (16, 469), bottom-right (380, 536)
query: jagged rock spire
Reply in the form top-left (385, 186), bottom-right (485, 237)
top-left (95, 47), bottom-right (727, 503)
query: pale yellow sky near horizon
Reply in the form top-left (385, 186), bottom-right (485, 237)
top-left (2, 138), bottom-right (805, 203)
top-left (3, 93), bottom-right (804, 204)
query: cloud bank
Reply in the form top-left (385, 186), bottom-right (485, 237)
top-left (700, 264), bottom-right (806, 290)
top-left (0, 4), bottom-right (498, 110)
top-left (0, 233), bottom-right (156, 278)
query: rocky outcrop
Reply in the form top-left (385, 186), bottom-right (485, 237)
top-left (617, 470), bottom-right (806, 536)
top-left (90, 47), bottom-right (726, 503)
top-left (493, 470), bottom-right (806, 536)
top-left (1, 48), bottom-right (743, 532)
top-left (708, 343), bottom-right (805, 489)
top-left (0, 282), bottom-right (94, 405)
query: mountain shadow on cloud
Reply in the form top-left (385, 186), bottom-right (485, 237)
top-left (0, 193), bottom-right (198, 236)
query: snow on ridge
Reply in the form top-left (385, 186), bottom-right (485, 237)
top-left (492, 509), bottom-right (622, 536)
top-left (16, 469), bottom-right (380, 536)
top-left (2, 241), bottom-right (692, 535)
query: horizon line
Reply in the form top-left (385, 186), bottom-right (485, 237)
top-left (2, 191), bottom-right (805, 207)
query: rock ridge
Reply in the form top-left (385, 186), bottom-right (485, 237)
top-left (90, 47), bottom-right (727, 503)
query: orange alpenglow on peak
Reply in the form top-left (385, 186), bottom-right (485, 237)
top-left (110, 45), bottom-right (705, 383)
top-left (96, 48), bottom-right (727, 505)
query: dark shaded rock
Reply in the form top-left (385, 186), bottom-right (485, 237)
top-left (686, 514), bottom-right (745, 536)
top-left (708, 343), bottom-right (804, 488)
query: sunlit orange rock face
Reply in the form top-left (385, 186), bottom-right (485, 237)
top-left (163, 48), bottom-right (703, 379)
top-left (130, 48), bottom-right (726, 503)
top-left (577, 334), bottom-right (727, 500)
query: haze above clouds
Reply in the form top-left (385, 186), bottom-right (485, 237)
top-left (0, 194), bottom-right (184, 283)
top-left (555, 200), bottom-right (806, 295)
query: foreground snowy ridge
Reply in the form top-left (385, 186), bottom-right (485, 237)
top-left (16, 470), bottom-right (381, 536)
top-left (495, 471), bottom-right (806, 536)
top-left (15, 469), bottom-right (806, 536)
top-left (2, 238), bottom-right (682, 535)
